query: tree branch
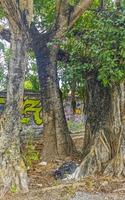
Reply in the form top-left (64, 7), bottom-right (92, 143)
top-left (0, 0), bottom-right (23, 30)
top-left (0, 27), bottom-right (32, 48)
top-left (0, 0), bottom-right (32, 35)
top-left (55, 0), bottom-right (69, 30)
top-left (54, 0), bottom-right (92, 38)
top-left (56, 0), bottom-right (62, 20)
top-left (69, 0), bottom-right (93, 28)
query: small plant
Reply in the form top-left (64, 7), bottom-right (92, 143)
top-left (52, 180), bottom-right (60, 186)
top-left (10, 184), bottom-right (18, 193)
top-left (23, 140), bottom-right (40, 168)
top-left (62, 186), bottom-right (76, 197)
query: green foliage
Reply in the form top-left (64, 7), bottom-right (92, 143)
top-left (0, 41), bottom-right (4, 51)
top-left (34, 0), bottom-right (56, 29)
top-left (23, 141), bottom-right (40, 168)
top-left (24, 80), bottom-right (33, 90)
top-left (4, 48), bottom-right (12, 65)
top-left (0, 47), bottom-right (10, 91)
top-left (0, 46), bottom-right (39, 92)
top-left (68, 0), bottom-right (80, 6)
top-left (59, 60), bottom-right (85, 98)
top-left (10, 184), bottom-right (18, 193)
top-left (25, 51), bottom-right (40, 92)
top-left (0, 7), bottom-right (5, 19)
top-left (59, 8), bottom-right (125, 90)
top-left (1, 0), bottom-right (125, 96)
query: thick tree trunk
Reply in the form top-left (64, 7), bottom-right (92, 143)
top-left (29, 0), bottom-right (92, 162)
top-left (37, 45), bottom-right (74, 161)
top-left (31, 28), bottom-right (75, 161)
top-left (0, 32), bottom-right (28, 196)
top-left (70, 72), bottom-right (125, 179)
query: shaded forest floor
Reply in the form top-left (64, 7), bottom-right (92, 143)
top-left (2, 134), bottom-right (125, 200)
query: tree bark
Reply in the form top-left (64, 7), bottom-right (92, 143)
top-left (70, 72), bottom-right (125, 179)
top-left (0, 0), bottom-right (30, 195)
top-left (30, 0), bottom-right (92, 161)
top-left (0, 32), bottom-right (28, 196)
top-left (70, 79), bottom-right (76, 114)
top-left (31, 28), bottom-right (75, 161)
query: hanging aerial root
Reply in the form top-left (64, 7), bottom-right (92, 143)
top-left (68, 146), bottom-right (99, 179)
top-left (67, 130), bottom-right (125, 180)
top-left (104, 126), bottom-right (125, 177)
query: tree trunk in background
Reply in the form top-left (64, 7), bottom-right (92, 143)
top-left (31, 28), bottom-right (75, 161)
top-left (70, 72), bottom-right (125, 178)
top-left (70, 79), bottom-right (76, 114)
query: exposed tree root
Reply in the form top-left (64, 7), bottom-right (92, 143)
top-left (104, 153), bottom-right (124, 177)
top-left (68, 131), bottom-right (125, 179)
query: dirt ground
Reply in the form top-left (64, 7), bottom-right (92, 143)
top-left (2, 135), bottom-right (125, 200)
top-left (3, 175), bottom-right (125, 200)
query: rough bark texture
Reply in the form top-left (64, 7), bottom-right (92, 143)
top-left (31, 28), bottom-right (75, 161)
top-left (30, 0), bottom-right (92, 161)
top-left (69, 72), bottom-right (125, 179)
top-left (0, 0), bottom-right (31, 196)
top-left (0, 32), bottom-right (28, 198)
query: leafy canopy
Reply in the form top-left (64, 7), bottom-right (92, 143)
top-left (59, 7), bottom-right (125, 89)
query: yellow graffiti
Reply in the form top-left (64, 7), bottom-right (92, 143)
top-left (0, 97), bottom-right (43, 126)
top-left (0, 97), bottom-right (5, 104)
top-left (0, 97), bottom-right (5, 112)
top-left (75, 108), bottom-right (81, 114)
top-left (21, 99), bottom-right (43, 125)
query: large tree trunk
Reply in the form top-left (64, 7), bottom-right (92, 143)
top-left (70, 72), bottom-right (125, 179)
top-left (30, 0), bottom-right (92, 162)
top-left (31, 28), bottom-right (75, 161)
top-left (0, 31), bottom-right (28, 196)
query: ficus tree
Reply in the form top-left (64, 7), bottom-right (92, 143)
top-left (61, 1), bottom-right (125, 178)
top-left (0, 0), bottom-right (33, 195)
